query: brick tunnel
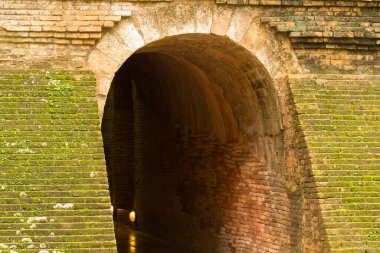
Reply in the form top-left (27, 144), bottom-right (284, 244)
top-left (101, 34), bottom-right (301, 253)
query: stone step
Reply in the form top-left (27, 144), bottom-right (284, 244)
top-left (0, 177), bottom-right (109, 185)
top-left (0, 239), bottom-right (116, 248)
top-left (0, 118), bottom-right (99, 126)
top-left (0, 184), bottom-right (109, 192)
top-left (0, 141), bottom-right (104, 148)
top-left (0, 190), bottom-right (110, 198)
top-left (0, 148), bottom-right (105, 155)
top-left (0, 165), bottom-right (106, 170)
top-left (0, 196), bottom-right (111, 204)
top-left (0, 102), bottom-right (97, 108)
top-left (319, 197), bottom-right (380, 204)
top-left (325, 222), bottom-right (380, 229)
top-left (0, 228), bottom-right (115, 237)
top-left (0, 108), bottom-right (98, 114)
top-left (0, 221), bottom-right (114, 230)
top-left (319, 203), bottom-right (380, 211)
top-left (0, 85), bottom-right (95, 92)
top-left (309, 146), bottom-right (380, 153)
top-left (324, 216), bottom-right (380, 223)
top-left (1, 124), bottom-right (99, 132)
top-left (318, 192), bottom-right (380, 199)
top-left (0, 113), bottom-right (100, 120)
top-left (310, 158), bottom-right (380, 165)
top-left (313, 176), bottom-right (380, 183)
top-left (313, 181), bottom-right (380, 188)
top-left (0, 209), bottom-right (111, 217)
top-left (0, 202), bottom-right (111, 211)
top-left (1, 97), bottom-right (98, 103)
top-left (313, 170), bottom-right (380, 177)
top-left (0, 131), bottom-right (102, 137)
top-left (330, 248), bottom-right (379, 253)
top-left (303, 130), bottom-right (380, 137)
top-left (326, 228), bottom-right (380, 237)
top-left (2, 160), bottom-right (105, 166)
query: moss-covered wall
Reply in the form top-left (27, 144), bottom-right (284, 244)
top-left (289, 74), bottom-right (380, 252)
top-left (0, 70), bottom-right (116, 252)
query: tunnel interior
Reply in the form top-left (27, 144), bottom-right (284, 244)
top-left (101, 34), bottom-right (295, 253)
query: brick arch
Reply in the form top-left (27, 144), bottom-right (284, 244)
top-left (91, 2), bottom-right (328, 253)
top-left (99, 32), bottom-right (328, 253)
top-left (87, 1), bottom-right (302, 118)
top-left (102, 32), bottom-right (293, 252)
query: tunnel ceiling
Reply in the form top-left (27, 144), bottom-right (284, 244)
top-left (121, 33), bottom-right (281, 145)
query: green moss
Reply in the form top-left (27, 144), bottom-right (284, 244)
top-left (290, 75), bottom-right (380, 251)
top-left (0, 69), bottom-right (116, 251)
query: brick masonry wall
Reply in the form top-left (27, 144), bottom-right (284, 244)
top-left (0, 70), bottom-right (116, 251)
top-left (277, 77), bottom-right (331, 253)
top-left (0, 0), bottom-right (168, 68)
top-left (101, 70), bottom-right (135, 210)
top-left (0, 0), bottom-right (378, 73)
top-left (216, 1), bottom-right (379, 75)
top-left (0, 0), bottom-right (379, 252)
top-left (289, 74), bottom-right (380, 252)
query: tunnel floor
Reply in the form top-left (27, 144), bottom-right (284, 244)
top-left (114, 222), bottom-right (195, 253)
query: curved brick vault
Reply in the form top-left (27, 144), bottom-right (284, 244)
top-left (87, 1), bottom-right (302, 117)
top-left (101, 33), bottom-right (328, 253)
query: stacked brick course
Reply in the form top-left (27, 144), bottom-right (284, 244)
top-left (289, 74), bottom-right (380, 252)
top-left (216, 0), bottom-right (379, 7)
top-left (0, 0), bottom-right (133, 68)
top-left (0, 70), bottom-right (116, 251)
top-left (217, 0), bottom-right (379, 74)
top-left (0, 1), bottom-right (134, 44)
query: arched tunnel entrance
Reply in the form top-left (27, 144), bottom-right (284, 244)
top-left (101, 34), bottom-right (293, 253)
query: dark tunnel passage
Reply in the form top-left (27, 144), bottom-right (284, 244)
top-left (101, 34), bottom-right (296, 253)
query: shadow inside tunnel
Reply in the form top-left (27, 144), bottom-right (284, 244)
top-left (114, 221), bottom-right (197, 253)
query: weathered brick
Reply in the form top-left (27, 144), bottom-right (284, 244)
top-left (0, 70), bottom-right (116, 251)
top-left (78, 26), bottom-right (102, 32)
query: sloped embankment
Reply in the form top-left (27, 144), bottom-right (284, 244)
top-left (290, 75), bottom-right (380, 252)
top-left (0, 70), bottom-right (116, 252)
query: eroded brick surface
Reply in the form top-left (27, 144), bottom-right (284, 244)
top-left (289, 75), bottom-right (380, 252)
top-left (0, 70), bottom-right (116, 252)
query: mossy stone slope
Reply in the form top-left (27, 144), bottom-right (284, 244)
top-left (290, 75), bottom-right (380, 252)
top-left (0, 70), bottom-right (116, 252)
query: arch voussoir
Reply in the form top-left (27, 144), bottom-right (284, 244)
top-left (114, 22), bottom-right (146, 53)
top-left (210, 7), bottom-right (233, 36)
top-left (88, 49), bottom-right (120, 77)
top-left (226, 8), bottom-right (259, 43)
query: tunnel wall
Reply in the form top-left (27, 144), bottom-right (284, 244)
top-left (104, 79), bottom-right (295, 253)
top-left (132, 115), bottom-right (292, 253)
top-left (102, 70), bottom-right (135, 209)
top-left (101, 40), bottom-right (330, 253)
